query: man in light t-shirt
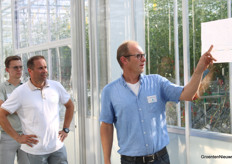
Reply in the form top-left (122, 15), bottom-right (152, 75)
top-left (0, 55), bottom-right (74, 164)
top-left (0, 55), bottom-right (29, 164)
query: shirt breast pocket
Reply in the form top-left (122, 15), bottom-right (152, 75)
top-left (146, 95), bottom-right (158, 113)
top-left (146, 102), bottom-right (158, 113)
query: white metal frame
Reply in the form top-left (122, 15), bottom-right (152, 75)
top-left (0, 0), bottom-right (3, 83)
top-left (88, 0), bottom-right (103, 163)
top-left (228, 0), bottom-right (232, 135)
top-left (182, 0), bottom-right (191, 163)
top-left (14, 38), bottom-right (71, 54)
top-left (71, 0), bottom-right (86, 163)
top-left (174, 0), bottom-right (181, 127)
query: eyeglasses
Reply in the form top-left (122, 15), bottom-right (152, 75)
top-left (10, 66), bottom-right (23, 70)
top-left (124, 54), bottom-right (146, 60)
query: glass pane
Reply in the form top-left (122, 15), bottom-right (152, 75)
top-left (49, 46), bottom-right (73, 131)
top-left (41, 50), bottom-right (49, 72)
top-left (85, 0), bottom-right (91, 116)
top-left (35, 50), bottom-right (42, 55)
top-left (15, 0), bottom-right (71, 49)
top-left (16, 8), bottom-right (29, 48)
top-left (189, 0), bottom-right (230, 134)
top-left (16, 0), bottom-right (28, 7)
top-left (49, 0), bottom-right (71, 41)
top-left (58, 46), bottom-right (72, 92)
top-left (21, 53), bottom-right (30, 82)
top-left (145, 0), bottom-right (183, 126)
top-left (30, 0), bottom-right (48, 45)
top-left (1, 5), bottom-right (12, 80)
top-left (30, 51), bottom-right (35, 57)
top-left (2, 8), bottom-right (13, 57)
top-left (50, 48), bottom-right (60, 81)
top-left (1, 0), bottom-right (11, 10)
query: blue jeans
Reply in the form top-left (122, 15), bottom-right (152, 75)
top-left (26, 146), bottom-right (68, 164)
top-left (0, 131), bottom-right (30, 164)
top-left (121, 152), bottom-right (170, 164)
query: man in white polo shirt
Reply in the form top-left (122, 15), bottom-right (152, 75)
top-left (0, 55), bottom-right (74, 164)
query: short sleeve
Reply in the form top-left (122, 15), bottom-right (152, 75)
top-left (1, 89), bottom-right (21, 114)
top-left (159, 76), bottom-right (184, 103)
top-left (0, 84), bottom-right (6, 101)
top-left (99, 86), bottom-right (115, 124)
top-left (56, 82), bottom-right (70, 105)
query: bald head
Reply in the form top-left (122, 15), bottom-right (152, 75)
top-left (117, 40), bottom-right (139, 68)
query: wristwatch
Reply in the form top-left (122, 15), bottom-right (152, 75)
top-left (63, 128), bottom-right (70, 133)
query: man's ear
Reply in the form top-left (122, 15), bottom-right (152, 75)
top-left (28, 68), bottom-right (32, 75)
top-left (5, 68), bottom-right (9, 73)
top-left (120, 56), bottom-right (128, 66)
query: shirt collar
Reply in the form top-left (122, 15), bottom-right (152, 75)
top-left (27, 79), bottom-right (50, 91)
top-left (120, 74), bottom-right (144, 87)
top-left (6, 80), bottom-right (23, 86)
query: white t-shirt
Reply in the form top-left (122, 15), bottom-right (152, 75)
top-left (126, 81), bottom-right (140, 96)
top-left (1, 79), bottom-right (70, 155)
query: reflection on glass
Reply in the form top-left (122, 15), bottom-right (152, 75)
top-left (17, 8), bottom-right (29, 48)
top-left (49, 46), bottom-right (72, 129)
top-left (50, 48), bottom-right (60, 81)
top-left (31, 1), bottom-right (48, 45)
top-left (16, 0), bottom-right (28, 7)
top-left (15, 0), bottom-right (71, 48)
top-left (50, 46), bottom-right (71, 92)
top-left (2, 4), bottom-right (13, 81)
top-left (57, 46), bottom-right (72, 131)
top-left (145, 0), bottom-right (181, 126)
top-left (21, 53), bottom-right (30, 82)
top-left (189, 0), bottom-right (230, 134)
top-left (35, 50), bottom-right (42, 56)
top-left (192, 66), bottom-right (230, 133)
top-left (85, 0), bottom-right (91, 116)
top-left (59, 46), bottom-right (72, 92)
top-left (2, 0), bottom-right (11, 9)
top-left (42, 50), bottom-right (49, 71)
top-left (2, 8), bottom-right (13, 57)
top-left (30, 51), bottom-right (35, 57)
top-left (49, 0), bottom-right (71, 41)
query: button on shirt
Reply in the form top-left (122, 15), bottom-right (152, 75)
top-left (100, 74), bottom-right (184, 156)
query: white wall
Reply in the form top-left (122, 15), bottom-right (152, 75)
top-left (168, 132), bottom-right (232, 164)
top-left (190, 136), bottom-right (232, 164)
top-left (168, 133), bottom-right (187, 164)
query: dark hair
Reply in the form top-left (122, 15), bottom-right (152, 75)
top-left (5, 55), bottom-right (21, 68)
top-left (27, 55), bottom-right (45, 69)
top-left (117, 40), bottom-right (138, 68)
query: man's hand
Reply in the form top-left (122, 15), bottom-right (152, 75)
top-left (16, 134), bottom-right (38, 147)
top-left (58, 130), bottom-right (68, 142)
top-left (180, 45), bottom-right (217, 101)
top-left (195, 45), bottom-right (217, 74)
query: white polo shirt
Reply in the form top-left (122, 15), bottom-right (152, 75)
top-left (1, 79), bottom-right (70, 155)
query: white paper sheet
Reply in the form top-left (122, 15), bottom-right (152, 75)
top-left (201, 18), bottom-right (232, 63)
